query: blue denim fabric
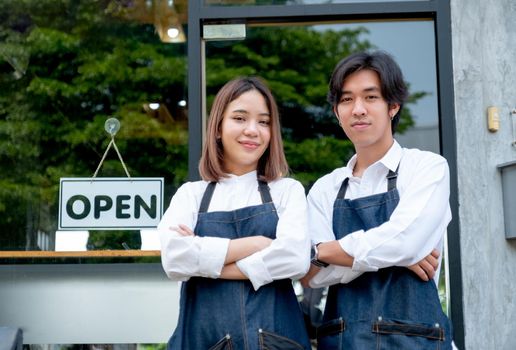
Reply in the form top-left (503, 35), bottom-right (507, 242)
top-left (317, 179), bottom-right (453, 350)
top-left (168, 182), bottom-right (310, 350)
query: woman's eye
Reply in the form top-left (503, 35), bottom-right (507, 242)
top-left (232, 116), bottom-right (245, 121)
top-left (259, 119), bottom-right (271, 125)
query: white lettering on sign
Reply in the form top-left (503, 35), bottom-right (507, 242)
top-left (58, 178), bottom-right (164, 230)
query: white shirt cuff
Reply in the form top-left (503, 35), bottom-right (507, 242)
top-left (236, 253), bottom-right (273, 290)
top-left (338, 231), bottom-right (378, 272)
top-left (198, 237), bottom-right (230, 278)
top-left (309, 265), bottom-right (363, 288)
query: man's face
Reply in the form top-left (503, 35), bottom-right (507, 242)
top-left (334, 69), bottom-right (399, 153)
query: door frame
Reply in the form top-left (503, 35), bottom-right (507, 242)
top-left (187, 1), bottom-right (463, 348)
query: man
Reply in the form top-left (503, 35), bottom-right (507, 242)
top-left (302, 51), bottom-right (454, 349)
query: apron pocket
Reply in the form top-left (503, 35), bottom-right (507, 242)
top-left (372, 318), bottom-right (445, 349)
top-left (208, 334), bottom-right (233, 350)
top-left (316, 317), bottom-right (345, 350)
top-left (258, 328), bottom-right (305, 350)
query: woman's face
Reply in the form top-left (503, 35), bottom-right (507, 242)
top-left (219, 89), bottom-right (271, 176)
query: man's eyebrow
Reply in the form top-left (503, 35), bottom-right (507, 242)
top-left (363, 86), bottom-right (381, 93)
top-left (341, 86), bottom-right (381, 94)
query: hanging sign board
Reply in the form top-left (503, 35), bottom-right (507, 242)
top-left (58, 177), bottom-right (164, 230)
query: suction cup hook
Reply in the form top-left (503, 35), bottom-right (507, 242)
top-left (105, 117), bottom-right (120, 136)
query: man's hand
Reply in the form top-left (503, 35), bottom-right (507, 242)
top-left (300, 265), bottom-right (321, 288)
top-left (317, 241), bottom-right (354, 267)
top-left (407, 249), bottom-right (440, 281)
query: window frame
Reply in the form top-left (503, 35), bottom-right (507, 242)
top-left (187, 1), bottom-right (463, 347)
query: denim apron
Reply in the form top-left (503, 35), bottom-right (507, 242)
top-left (168, 180), bottom-right (311, 350)
top-left (317, 168), bottom-right (453, 350)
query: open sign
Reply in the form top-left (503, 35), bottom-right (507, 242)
top-left (58, 178), bottom-right (164, 230)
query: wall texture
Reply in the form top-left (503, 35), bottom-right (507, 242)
top-left (0, 264), bottom-right (179, 344)
top-left (451, 0), bottom-right (516, 349)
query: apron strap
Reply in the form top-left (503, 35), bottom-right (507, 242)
top-left (336, 177), bottom-right (350, 200)
top-left (336, 164), bottom-right (400, 200)
top-left (386, 167), bottom-right (399, 192)
top-left (199, 179), bottom-right (273, 213)
top-left (258, 180), bottom-right (273, 203)
top-left (199, 182), bottom-right (216, 213)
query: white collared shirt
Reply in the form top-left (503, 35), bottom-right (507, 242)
top-left (307, 141), bottom-right (451, 288)
top-left (159, 170), bottom-right (310, 290)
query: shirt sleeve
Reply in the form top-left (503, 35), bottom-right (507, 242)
top-left (341, 154), bottom-right (452, 272)
top-left (158, 183), bottom-right (230, 281)
top-left (307, 176), bottom-right (364, 286)
top-left (236, 180), bottom-right (311, 290)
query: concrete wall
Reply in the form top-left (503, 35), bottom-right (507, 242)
top-left (451, 0), bottom-right (516, 349)
top-left (0, 264), bottom-right (179, 344)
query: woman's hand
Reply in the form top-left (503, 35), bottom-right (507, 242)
top-left (407, 249), bottom-right (440, 281)
top-left (172, 224), bottom-right (195, 236)
top-left (225, 236), bottom-right (273, 264)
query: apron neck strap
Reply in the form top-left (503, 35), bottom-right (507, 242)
top-left (386, 166), bottom-right (399, 192)
top-left (199, 182), bottom-right (217, 213)
top-left (258, 180), bottom-right (273, 203)
top-left (198, 179), bottom-right (272, 213)
top-left (337, 164), bottom-right (400, 200)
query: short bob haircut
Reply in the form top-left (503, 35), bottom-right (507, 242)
top-left (199, 76), bottom-right (289, 182)
top-left (327, 50), bottom-right (408, 135)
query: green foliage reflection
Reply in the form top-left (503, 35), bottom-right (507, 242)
top-left (0, 1), bottom-right (423, 254)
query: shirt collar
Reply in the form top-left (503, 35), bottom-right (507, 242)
top-left (335, 140), bottom-right (402, 187)
top-left (221, 170), bottom-right (258, 184)
top-left (380, 140), bottom-right (402, 172)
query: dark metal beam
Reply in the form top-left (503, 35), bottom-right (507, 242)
top-left (187, 0), bottom-right (203, 181)
top-left (199, 1), bottom-right (437, 21)
top-left (435, 1), bottom-right (465, 348)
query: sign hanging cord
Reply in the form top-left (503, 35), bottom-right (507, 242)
top-left (92, 117), bottom-right (131, 179)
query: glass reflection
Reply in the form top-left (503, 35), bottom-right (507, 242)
top-left (205, 20), bottom-right (438, 189)
top-left (0, 0), bottom-right (188, 256)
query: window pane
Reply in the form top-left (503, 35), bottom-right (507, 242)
top-left (0, 0), bottom-right (188, 259)
top-left (206, 20), bottom-right (438, 188)
top-left (205, 18), bottom-right (444, 311)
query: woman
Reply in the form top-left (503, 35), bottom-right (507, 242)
top-left (159, 77), bottom-right (311, 350)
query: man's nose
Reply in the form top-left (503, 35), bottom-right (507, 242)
top-left (352, 99), bottom-right (367, 116)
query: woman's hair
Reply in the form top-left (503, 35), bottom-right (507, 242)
top-left (327, 50), bottom-right (408, 135)
top-left (199, 76), bottom-right (289, 182)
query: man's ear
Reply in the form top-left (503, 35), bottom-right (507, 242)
top-left (333, 106), bottom-right (339, 118)
top-left (389, 103), bottom-right (401, 117)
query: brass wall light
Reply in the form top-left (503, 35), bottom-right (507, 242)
top-left (154, 13), bottom-right (186, 43)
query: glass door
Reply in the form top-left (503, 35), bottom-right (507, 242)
top-left (189, 2), bottom-right (462, 348)
top-left (199, 16), bottom-right (449, 318)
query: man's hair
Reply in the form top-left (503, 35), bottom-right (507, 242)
top-left (199, 76), bottom-right (289, 182)
top-left (327, 51), bottom-right (408, 134)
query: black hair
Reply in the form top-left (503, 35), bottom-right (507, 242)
top-left (327, 51), bottom-right (408, 134)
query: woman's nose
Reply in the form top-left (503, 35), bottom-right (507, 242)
top-left (243, 120), bottom-right (258, 135)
